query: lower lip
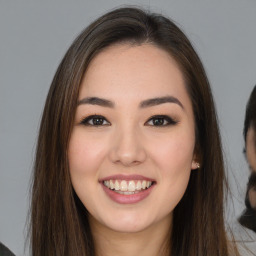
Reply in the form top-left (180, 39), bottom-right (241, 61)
top-left (101, 183), bottom-right (154, 204)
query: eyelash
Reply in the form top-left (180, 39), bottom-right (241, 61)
top-left (80, 115), bottom-right (110, 126)
top-left (79, 114), bottom-right (178, 127)
top-left (146, 115), bottom-right (178, 126)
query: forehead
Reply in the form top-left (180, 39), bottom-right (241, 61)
top-left (80, 43), bottom-right (192, 109)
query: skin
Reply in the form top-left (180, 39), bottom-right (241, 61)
top-left (246, 126), bottom-right (256, 209)
top-left (68, 44), bottom-right (198, 256)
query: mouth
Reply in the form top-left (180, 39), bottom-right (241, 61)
top-left (103, 179), bottom-right (154, 195)
top-left (100, 175), bottom-right (156, 204)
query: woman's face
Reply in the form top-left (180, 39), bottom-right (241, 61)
top-left (246, 126), bottom-right (256, 209)
top-left (68, 44), bottom-right (198, 233)
top-left (246, 126), bottom-right (256, 173)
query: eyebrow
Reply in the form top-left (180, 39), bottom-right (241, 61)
top-left (140, 96), bottom-right (184, 109)
top-left (77, 95), bottom-right (184, 109)
top-left (78, 97), bottom-right (114, 108)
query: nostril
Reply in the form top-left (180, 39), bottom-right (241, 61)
top-left (108, 132), bottom-right (147, 166)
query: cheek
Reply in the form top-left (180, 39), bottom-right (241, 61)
top-left (68, 130), bottom-right (108, 178)
top-left (68, 130), bottom-right (110, 210)
top-left (248, 189), bottom-right (256, 209)
top-left (160, 140), bottom-right (193, 191)
top-left (149, 131), bottom-right (195, 204)
top-left (151, 132), bottom-right (195, 174)
top-left (247, 146), bottom-right (256, 171)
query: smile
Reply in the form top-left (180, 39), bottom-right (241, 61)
top-left (103, 180), bottom-right (153, 195)
top-left (100, 175), bottom-right (156, 204)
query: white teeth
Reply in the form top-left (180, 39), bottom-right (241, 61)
top-left (115, 191), bottom-right (137, 195)
top-left (110, 180), bottom-right (114, 189)
top-left (103, 179), bottom-right (153, 192)
top-left (136, 181), bottom-right (142, 190)
top-left (114, 180), bottom-right (120, 191)
top-left (120, 180), bottom-right (127, 191)
top-left (128, 181), bottom-right (136, 192)
top-left (104, 180), bottom-right (109, 187)
top-left (142, 180), bottom-right (146, 189)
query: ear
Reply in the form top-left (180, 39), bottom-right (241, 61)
top-left (191, 154), bottom-right (200, 170)
top-left (191, 160), bottom-right (200, 170)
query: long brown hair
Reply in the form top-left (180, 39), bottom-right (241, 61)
top-left (30, 7), bottom-right (238, 255)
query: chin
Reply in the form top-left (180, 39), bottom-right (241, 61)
top-left (98, 212), bottom-right (154, 233)
top-left (108, 221), bottom-right (150, 233)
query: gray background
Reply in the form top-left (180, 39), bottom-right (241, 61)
top-left (0, 0), bottom-right (256, 255)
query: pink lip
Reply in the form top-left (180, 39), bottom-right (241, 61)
top-left (101, 183), bottom-right (155, 204)
top-left (99, 174), bottom-right (155, 182)
top-left (99, 174), bottom-right (156, 204)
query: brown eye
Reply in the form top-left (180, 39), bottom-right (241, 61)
top-left (80, 115), bottom-right (110, 126)
top-left (151, 117), bottom-right (165, 126)
top-left (146, 115), bottom-right (177, 126)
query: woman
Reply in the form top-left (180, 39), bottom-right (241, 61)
top-left (30, 7), bottom-right (239, 255)
top-left (239, 85), bottom-right (256, 233)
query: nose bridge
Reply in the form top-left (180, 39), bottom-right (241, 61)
top-left (109, 121), bottom-right (146, 166)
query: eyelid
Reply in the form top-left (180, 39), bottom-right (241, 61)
top-left (145, 115), bottom-right (178, 126)
top-left (79, 115), bottom-right (110, 126)
top-left (78, 114), bottom-right (177, 127)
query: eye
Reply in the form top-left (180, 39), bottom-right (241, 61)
top-left (80, 115), bottom-right (110, 126)
top-left (145, 115), bottom-right (178, 126)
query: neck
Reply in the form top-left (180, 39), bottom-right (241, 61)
top-left (89, 214), bottom-right (172, 256)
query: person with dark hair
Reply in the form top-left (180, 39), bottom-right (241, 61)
top-left (239, 85), bottom-right (256, 233)
top-left (30, 7), bottom-right (239, 255)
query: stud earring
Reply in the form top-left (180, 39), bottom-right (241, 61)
top-left (192, 160), bottom-right (200, 170)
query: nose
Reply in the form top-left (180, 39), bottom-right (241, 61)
top-left (109, 126), bottom-right (147, 166)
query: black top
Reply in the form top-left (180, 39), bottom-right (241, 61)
top-left (0, 242), bottom-right (15, 256)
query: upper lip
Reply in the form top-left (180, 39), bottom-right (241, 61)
top-left (99, 174), bottom-right (155, 182)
